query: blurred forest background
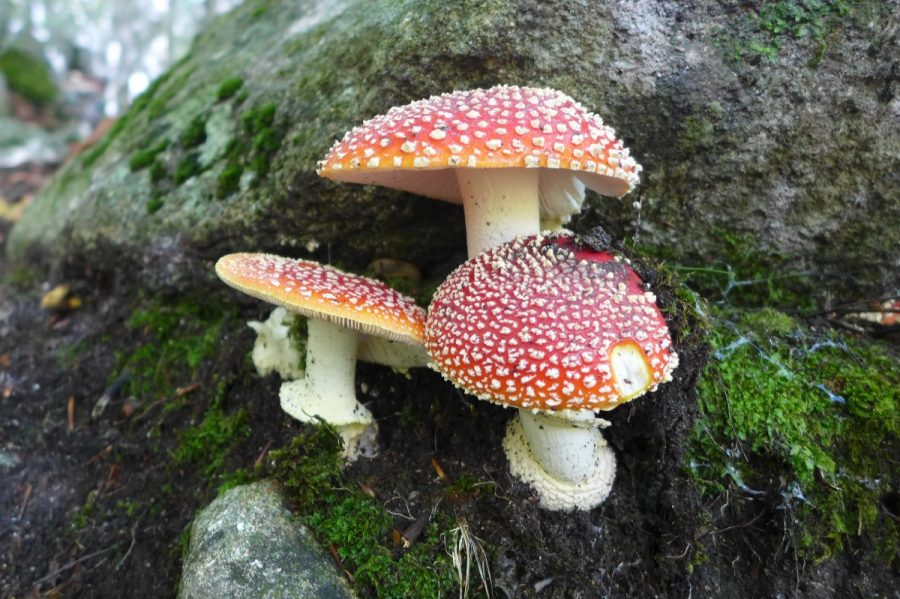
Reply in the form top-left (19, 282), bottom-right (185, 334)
top-left (0, 0), bottom-right (239, 172)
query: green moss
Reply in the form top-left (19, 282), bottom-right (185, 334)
top-left (129, 140), bottom-right (170, 171)
top-left (149, 160), bottom-right (168, 183)
top-left (216, 77), bottom-right (244, 102)
top-left (173, 401), bottom-right (250, 476)
top-left (688, 306), bottom-right (899, 559)
top-left (174, 152), bottom-right (203, 184)
top-left (3, 265), bottom-right (39, 289)
top-left (723, 0), bottom-right (854, 64)
top-left (680, 115), bottom-right (715, 152)
top-left (0, 47), bottom-right (58, 105)
top-left (147, 66), bottom-right (195, 119)
top-left (80, 71), bottom-right (173, 168)
top-left (181, 114), bottom-right (208, 148)
top-left (216, 162), bottom-right (244, 198)
top-left (146, 196), bottom-right (165, 214)
top-left (215, 103), bottom-right (284, 183)
top-left (649, 229), bottom-right (816, 310)
top-left (270, 428), bottom-right (457, 598)
top-left (113, 297), bottom-right (232, 401)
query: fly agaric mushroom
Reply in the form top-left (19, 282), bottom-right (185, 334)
top-left (317, 85), bottom-right (641, 257)
top-left (425, 232), bottom-right (678, 510)
top-left (215, 253), bottom-right (427, 460)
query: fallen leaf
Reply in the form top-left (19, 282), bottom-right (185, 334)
top-left (431, 457), bottom-right (447, 481)
top-left (41, 285), bottom-right (70, 311)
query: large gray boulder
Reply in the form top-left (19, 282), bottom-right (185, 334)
top-left (179, 480), bottom-right (355, 599)
top-left (9, 0), bottom-right (898, 301)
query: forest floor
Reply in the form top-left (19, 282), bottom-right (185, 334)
top-left (0, 162), bottom-right (897, 599)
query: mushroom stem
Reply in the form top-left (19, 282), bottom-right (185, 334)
top-left (457, 168), bottom-right (540, 256)
top-left (279, 319), bottom-right (376, 460)
top-left (503, 409), bottom-right (616, 511)
top-left (517, 410), bottom-right (607, 483)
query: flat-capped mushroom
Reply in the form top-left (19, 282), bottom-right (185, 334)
top-left (425, 232), bottom-right (678, 510)
top-left (216, 253), bottom-right (427, 460)
top-left (317, 85), bottom-right (641, 256)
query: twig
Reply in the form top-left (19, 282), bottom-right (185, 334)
top-left (32, 546), bottom-right (116, 586)
top-left (18, 483), bottom-right (32, 520)
top-left (116, 516), bottom-right (143, 570)
top-left (706, 509), bottom-right (765, 537)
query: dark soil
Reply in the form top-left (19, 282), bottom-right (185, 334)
top-left (0, 166), bottom-right (895, 599)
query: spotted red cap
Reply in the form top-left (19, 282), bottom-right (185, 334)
top-left (216, 253), bottom-right (426, 345)
top-left (425, 232), bottom-right (677, 411)
top-left (316, 85), bottom-right (641, 202)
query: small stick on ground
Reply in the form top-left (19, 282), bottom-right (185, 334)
top-left (18, 483), bottom-right (32, 520)
top-left (115, 515), bottom-right (144, 570)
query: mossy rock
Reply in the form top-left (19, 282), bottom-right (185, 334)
top-left (8, 0), bottom-right (898, 302)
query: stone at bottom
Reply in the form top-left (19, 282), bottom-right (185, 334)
top-left (179, 480), bottom-right (355, 599)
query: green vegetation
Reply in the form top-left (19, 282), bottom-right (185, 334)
top-left (149, 160), bottom-right (168, 183)
top-left (173, 388), bottom-right (251, 476)
top-left (0, 47), bottom-right (58, 105)
top-left (689, 306), bottom-right (899, 559)
top-left (174, 152), bottom-right (203, 184)
top-left (270, 427), bottom-right (457, 598)
top-left (3, 265), bottom-right (39, 289)
top-left (181, 115), bottom-right (208, 148)
top-left (215, 162), bottom-right (244, 198)
top-left (241, 103), bottom-right (283, 178)
top-left (129, 140), bottom-right (170, 171)
top-left (146, 195), bottom-right (165, 214)
top-left (646, 229), bottom-right (816, 310)
top-left (80, 71), bottom-right (172, 167)
top-left (113, 298), bottom-right (232, 401)
top-left (724, 0), bottom-right (853, 63)
top-left (216, 77), bottom-right (244, 102)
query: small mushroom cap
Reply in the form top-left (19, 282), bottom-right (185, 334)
top-left (317, 85), bottom-right (641, 207)
top-left (425, 232), bottom-right (677, 411)
top-left (216, 253), bottom-right (426, 345)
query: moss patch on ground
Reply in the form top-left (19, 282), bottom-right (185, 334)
top-left (269, 428), bottom-right (458, 598)
top-left (113, 297), bottom-right (233, 402)
top-left (689, 306), bottom-right (899, 560)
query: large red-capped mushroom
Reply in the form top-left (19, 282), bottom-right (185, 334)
top-left (216, 253), bottom-right (427, 460)
top-left (425, 232), bottom-right (678, 510)
top-left (317, 85), bottom-right (641, 257)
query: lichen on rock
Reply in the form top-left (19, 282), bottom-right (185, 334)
top-left (7, 0), bottom-right (897, 302)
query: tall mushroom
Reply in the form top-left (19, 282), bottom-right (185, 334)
top-left (425, 232), bottom-right (678, 510)
top-left (216, 253), bottom-right (427, 460)
top-left (317, 85), bottom-right (641, 257)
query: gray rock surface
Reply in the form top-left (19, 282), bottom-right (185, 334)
top-left (9, 0), bottom-right (899, 301)
top-left (179, 480), bottom-right (355, 599)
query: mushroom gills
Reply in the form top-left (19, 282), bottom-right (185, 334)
top-left (610, 341), bottom-right (652, 399)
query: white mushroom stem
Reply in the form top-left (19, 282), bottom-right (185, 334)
top-left (279, 318), bottom-right (376, 461)
top-left (503, 409), bottom-right (616, 511)
top-left (457, 168), bottom-right (540, 256)
top-left (517, 409), bottom-right (608, 483)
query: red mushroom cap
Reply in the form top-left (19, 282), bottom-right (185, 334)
top-left (216, 253), bottom-right (426, 345)
top-left (425, 232), bottom-right (676, 411)
top-left (316, 85), bottom-right (641, 201)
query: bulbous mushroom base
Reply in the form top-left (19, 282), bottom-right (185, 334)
top-left (279, 378), bottom-right (378, 462)
top-left (502, 416), bottom-right (616, 511)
